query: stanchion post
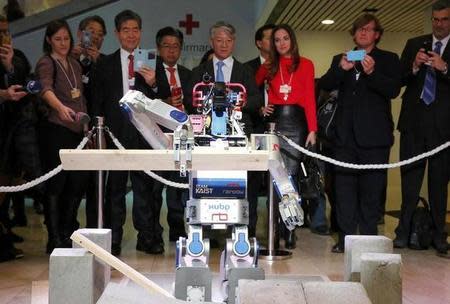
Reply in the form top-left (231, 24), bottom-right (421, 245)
top-left (259, 122), bottom-right (292, 260)
top-left (95, 117), bottom-right (105, 228)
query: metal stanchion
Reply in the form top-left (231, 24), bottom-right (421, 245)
top-left (95, 116), bottom-right (105, 228)
top-left (259, 123), bottom-right (292, 260)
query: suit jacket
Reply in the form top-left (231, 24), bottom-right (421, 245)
top-left (91, 49), bottom-right (155, 149)
top-left (319, 47), bottom-right (401, 148)
top-left (244, 57), bottom-right (266, 133)
top-left (188, 58), bottom-right (262, 136)
top-left (398, 34), bottom-right (450, 140)
top-left (154, 56), bottom-right (193, 113)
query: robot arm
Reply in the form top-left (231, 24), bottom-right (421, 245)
top-left (119, 90), bottom-right (194, 174)
top-left (264, 135), bottom-right (304, 230)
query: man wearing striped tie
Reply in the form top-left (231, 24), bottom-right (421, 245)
top-left (395, 0), bottom-right (450, 257)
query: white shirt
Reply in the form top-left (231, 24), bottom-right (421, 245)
top-left (432, 33), bottom-right (450, 56)
top-left (163, 62), bottom-right (181, 87)
top-left (213, 55), bottom-right (234, 83)
top-left (120, 48), bottom-right (134, 95)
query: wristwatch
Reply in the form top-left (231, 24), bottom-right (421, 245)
top-left (442, 62), bottom-right (448, 75)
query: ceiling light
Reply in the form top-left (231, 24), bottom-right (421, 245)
top-left (321, 19), bottom-right (335, 25)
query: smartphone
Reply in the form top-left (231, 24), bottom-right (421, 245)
top-left (0, 31), bottom-right (11, 46)
top-left (422, 41), bottom-right (432, 55)
top-left (81, 30), bottom-right (92, 48)
top-left (346, 49), bottom-right (366, 61)
top-left (134, 48), bottom-right (156, 71)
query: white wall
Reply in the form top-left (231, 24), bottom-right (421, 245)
top-left (13, 0), bottom-right (259, 69)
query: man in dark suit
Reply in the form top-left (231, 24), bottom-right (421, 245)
top-left (91, 10), bottom-right (162, 256)
top-left (152, 26), bottom-right (191, 242)
top-left (394, 0), bottom-right (450, 256)
top-left (244, 24), bottom-right (274, 238)
top-left (319, 14), bottom-right (401, 253)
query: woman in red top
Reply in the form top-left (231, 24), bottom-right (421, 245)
top-left (255, 24), bottom-right (317, 249)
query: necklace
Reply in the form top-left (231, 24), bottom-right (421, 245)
top-left (279, 63), bottom-right (293, 101)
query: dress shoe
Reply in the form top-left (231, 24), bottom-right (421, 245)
top-left (111, 243), bottom-right (121, 256)
top-left (284, 231), bottom-right (296, 249)
top-left (146, 241), bottom-right (164, 255)
top-left (393, 237), bottom-right (408, 249)
top-left (331, 243), bottom-right (344, 253)
top-left (432, 240), bottom-right (448, 255)
top-left (136, 238), bottom-right (164, 255)
top-left (310, 225), bottom-right (330, 235)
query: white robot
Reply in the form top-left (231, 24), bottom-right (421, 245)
top-left (119, 76), bottom-right (304, 303)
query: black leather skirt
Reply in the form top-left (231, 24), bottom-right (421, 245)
top-left (269, 104), bottom-right (307, 176)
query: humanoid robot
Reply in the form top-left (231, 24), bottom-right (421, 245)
top-left (119, 75), bottom-right (304, 303)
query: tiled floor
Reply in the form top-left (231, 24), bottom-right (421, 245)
top-left (0, 198), bottom-right (449, 304)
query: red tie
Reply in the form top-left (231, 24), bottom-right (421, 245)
top-left (128, 54), bottom-right (134, 79)
top-left (166, 67), bottom-right (177, 87)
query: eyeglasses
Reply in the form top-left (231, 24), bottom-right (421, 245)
top-left (431, 17), bottom-right (450, 23)
top-left (356, 27), bottom-right (376, 33)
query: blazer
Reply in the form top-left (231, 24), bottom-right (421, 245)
top-left (154, 56), bottom-right (193, 113)
top-left (244, 57), bottom-right (266, 133)
top-left (91, 49), bottom-right (155, 149)
top-left (188, 58), bottom-right (262, 136)
top-left (319, 47), bottom-right (401, 148)
top-left (398, 34), bottom-right (450, 140)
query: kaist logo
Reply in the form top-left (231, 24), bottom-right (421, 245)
top-left (208, 203), bottom-right (231, 211)
top-left (195, 184), bottom-right (213, 194)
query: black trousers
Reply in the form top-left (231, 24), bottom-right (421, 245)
top-left (247, 171), bottom-right (263, 237)
top-left (333, 134), bottom-right (390, 245)
top-left (152, 171), bottom-right (188, 236)
top-left (105, 170), bottom-right (158, 244)
top-left (396, 131), bottom-right (449, 242)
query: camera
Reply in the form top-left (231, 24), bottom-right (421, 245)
top-left (0, 31), bottom-right (11, 46)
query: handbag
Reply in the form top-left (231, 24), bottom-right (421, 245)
top-left (317, 90), bottom-right (338, 141)
top-left (298, 149), bottom-right (324, 201)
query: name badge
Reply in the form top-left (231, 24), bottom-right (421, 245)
top-left (71, 88), bottom-right (81, 99)
top-left (279, 84), bottom-right (291, 94)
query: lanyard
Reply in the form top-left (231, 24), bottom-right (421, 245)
top-left (54, 57), bottom-right (78, 90)
top-left (279, 64), bottom-right (293, 87)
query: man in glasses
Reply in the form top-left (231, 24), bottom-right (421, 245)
top-left (394, 0), bottom-right (450, 257)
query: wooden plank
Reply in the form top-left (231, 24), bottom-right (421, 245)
top-left (60, 148), bottom-right (271, 171)
top-left (71, 232), bottom-right (173, 298)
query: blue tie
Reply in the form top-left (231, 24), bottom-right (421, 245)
top-left (216, 61), bottom-right (225, 82)
top-left (421, 41), bottom-right (442, 105)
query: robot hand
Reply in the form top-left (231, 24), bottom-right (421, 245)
top-left (278, 193), bottom-right (304, 231)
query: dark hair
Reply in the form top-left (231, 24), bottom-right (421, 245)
top-left (114, 9), bottom-right (141, 31)
top-left (78, 15), bottom-right (107, 36)
top-left (268, 24), bottom-right (300, 79)
top-left (4, 0), bottom-right (24, 22)
top-left (432, 0), bottom-right (450, 11)
top-left (156, 26), bottom-right (184, 47)
top-left (200, 48), bottom-right (214, 64)
top-left (254, 23), bottom-right (275, 46)
top-left (350, 14), bottom-right (384, 44)
top-left (43, 19), bottom-right (74, 55)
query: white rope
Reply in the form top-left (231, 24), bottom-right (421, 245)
top-left (0, 130), bottom-right (93, 193)
top-left (278, 133), bottom-right (450, 170)
top-left (105, 129), bottom-right (189, 189)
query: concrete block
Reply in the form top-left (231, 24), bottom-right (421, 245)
top-left (98, 282), bottom-right (218, 304)
top-left (360, 253), bottom-right (402, 304)
top-left (303, 281), bottom-right (372, 304)
top-left (227, 268), bottom-right (265, 304)
top-left (238, 279), bottom-right (306, 304)
top-left (72, 228), bottom-right (111, 302)
top-left (344, 235), bottom-right (393, 281)
top-left (49, 248), bottom-right (94, 304)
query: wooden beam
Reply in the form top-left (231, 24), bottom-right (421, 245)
top-left (60, 148), bottom-right (270, 171)
top-left (71, 231), bottom-right (173, 298)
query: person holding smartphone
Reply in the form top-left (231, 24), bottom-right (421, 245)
top-left (255, 24), bottom-right (317, 249)
top-left (319, 14), bottom-right (401, 253)
top-left (35, 19), bottom-right (88, 254)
